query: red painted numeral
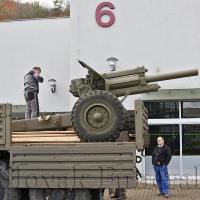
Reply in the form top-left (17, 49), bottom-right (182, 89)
top-left (95, 2), bottom-right (115, 27)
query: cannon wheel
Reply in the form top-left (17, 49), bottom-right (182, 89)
top-left (71, 90), bottom-right (125, 142)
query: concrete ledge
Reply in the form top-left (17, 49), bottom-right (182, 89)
top-left (142, 88), bottom-right (200, 101)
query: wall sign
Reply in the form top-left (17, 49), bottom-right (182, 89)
top-left (95, 2), bottom-right (115, 27)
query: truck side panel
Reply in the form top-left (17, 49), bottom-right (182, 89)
top-left (135, 99), bottom-right (149, 150)
top-left (9, 142), bottom-right (136, 189)
top-left (0, 104), bottom-right (11, 150)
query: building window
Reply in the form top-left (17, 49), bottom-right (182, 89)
top-left (182, 102), bottom-right (200, 118)
top-left (182, 124), bottom-right (200, 155)
top-left (145, 101), bottom-right (179, 119)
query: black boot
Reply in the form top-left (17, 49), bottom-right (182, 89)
top-left (110, 188), bottom-right (120, 198)
top-left (110, 194), bottom-right (120, 198)
top-left (116, 195), bottom-right (127, 200)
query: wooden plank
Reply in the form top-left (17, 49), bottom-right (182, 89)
top-left (12, 131), bottom-right (76, 134)
top-left (12, 134), bottom-right (77, 138)
top-left (12, 136), bottom-right (80, 143)
top-left (129, 138), bottom-right (136, 142)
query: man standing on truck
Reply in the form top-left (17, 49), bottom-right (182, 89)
top-left (152, 136), bottom-right (172, 198)
top-left (24, 67), bottom-right (44, 119)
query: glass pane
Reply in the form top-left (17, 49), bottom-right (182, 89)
top-left (145, 125), bottom-right (180, 156)
top-left (144, 101), bottom-right (179, 119)
top-left (182, 102), bottom-right (200, 118)
top-left (182, 124), bottom-right (200, 155)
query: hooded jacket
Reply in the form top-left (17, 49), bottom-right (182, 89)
top-left (24, 70), bottom-right (44, 93)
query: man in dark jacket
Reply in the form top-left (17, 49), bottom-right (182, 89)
top-left (152, 136), bottom-right (172, 198)
top-left (24, 67), bottom-right (44, 119)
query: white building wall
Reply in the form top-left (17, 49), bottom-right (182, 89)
top-left (70, 0), bottom-right (200, 109)
top-left (0, 18), bottom-right (70, 112)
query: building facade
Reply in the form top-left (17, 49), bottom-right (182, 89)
top-left (1, 0), bottom-right (200, 178)
top-left (70, 0), bottom-right (200, 178)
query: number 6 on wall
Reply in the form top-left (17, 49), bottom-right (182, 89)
top-left (95, 2), bottom-right (115, 27)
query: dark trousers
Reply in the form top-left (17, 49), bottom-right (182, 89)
top-left (24, 92), bottom-right (39, 119)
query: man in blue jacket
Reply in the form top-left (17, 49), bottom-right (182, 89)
top-left (24, 67), bottom-right (44, 119)
top-left (152, 136), bottom-right (172, 198)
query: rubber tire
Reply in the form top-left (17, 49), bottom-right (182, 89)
top-left (71, 90), bottom-right (126, 142)
top-left (29, 188), bottom-right (46, 200)
top-left (73, 189), bottom-right (92, 200)
top-left (91, 189), bottom-right (104, 200)
top-left (0, 159), bottom-right (22, 200)
top-left (21, 188), bottom-right (30, 200)
top-left (49, 188), bottom-right (74, 200)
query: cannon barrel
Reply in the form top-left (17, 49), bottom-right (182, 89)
top-left (105, 68), bottom-right (198, 97)
top-left (146, 69), bottom-right (198, 83)
top-left (105, 68), bottom-right (198, 91)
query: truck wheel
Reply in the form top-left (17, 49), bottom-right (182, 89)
top-left (73, 189), bottom-right (92, 200)
top-left (71, 90), bottom-right (126, 142)
top-left (0, 160), bottom-right (22, 200)
top-left (29, 189), bottom-right (46, 200)
top-left (46, 188), bottom-right (74, 200)
top-left (91, 189), bottom-right (104, 200)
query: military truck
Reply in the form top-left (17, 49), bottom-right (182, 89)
top-left (0, 61), bottom-right (198, 200)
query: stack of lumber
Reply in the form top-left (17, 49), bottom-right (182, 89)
top-left (12, 129), bottom-right (80, 143)
top-left (128, 134), bottom-right (136, 142)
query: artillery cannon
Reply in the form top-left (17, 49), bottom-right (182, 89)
top-left (70, 60), bottom-right (198, 142)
